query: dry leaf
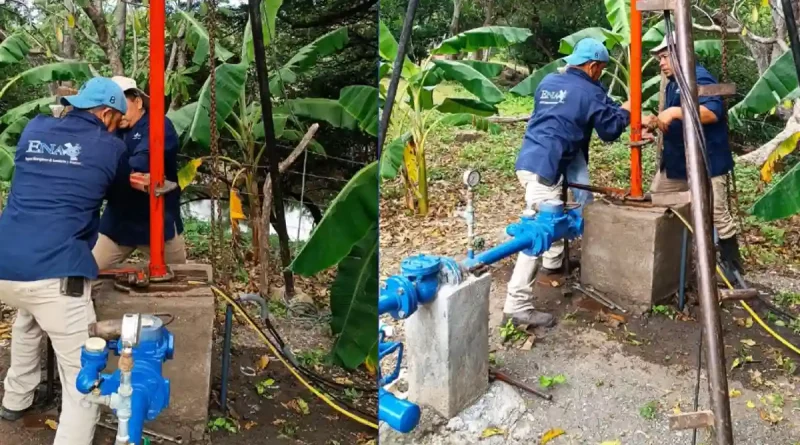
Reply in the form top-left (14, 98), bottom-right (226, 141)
top-left (600, 441), bottom-right (622, 445)
top-left (745, 317), bottom-right (753, 328)
top-left (44, 419), bottom-right (58, 430)
top-left (243, 421), bottom-right (257, 430)
top-left (740, 339), bottom-right (756, 347)
top-left (729, 389), bottom-right (742, 398)
top-left (746, 400), bottom-right (756, 409)
top-left (296, 398), bottom-right (310, 415)
top-left (520, 337), bottom-right (535, 351)
top-left (550, 280), bottom-right (561, 288)
top-left (759, 408), bottom-right (783, 424)
top-left (333, 376), bottom-right (354, 386)
top-left (256, 355), bottom-right (270, 371)
top-left (481, 427), bottom-right (505, 438)
top-left (272, 419), bottom-right (286, 426)
top-left (540, 428), bottom-right (565, 444)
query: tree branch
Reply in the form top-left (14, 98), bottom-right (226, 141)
top-left (79, 0), bottom-right (124, 75)
top-left (279, 0), bottom-right (376, 29)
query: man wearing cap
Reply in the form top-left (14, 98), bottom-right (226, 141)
top-left (647, 33), bottom-right (743, 278)
top-left (0, 77), bottom-right (130, 444)
top-left (504, 37), bottom-right (634, 328)
top-left (92, 76), bottom-right (186, 270)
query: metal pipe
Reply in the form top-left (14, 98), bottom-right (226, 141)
top-left (679, 227), bottom-right (689, 310)
top-left (148, 0), bottom-right (168, 278)
top-left (465, 186), bottom-right (475, 259)
top-left (673, 3), bottom-right (734, 443)
top-left (561, 180), bottom-right (570, 277)
top-left (220, 304), bottom-right (233, 413)
top-left (780, 0), bottom-right (800, 84)
top-left (115, 351), bottom-right (134, 445)
top-left (238, 293), bottom-right (268, 322)
top-left (377, 0), bottom-right (421, 152)
top-left (248, 0), bottom-right (295, 295)
top-left (629, 0), bottom-right (644, 198)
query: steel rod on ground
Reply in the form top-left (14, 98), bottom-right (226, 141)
top-left (673, 2), bottom-right (734, 443)
top-left (377, 0), bottom-right (421, 152)
top-left (248, 0), bottom-right (295, 295)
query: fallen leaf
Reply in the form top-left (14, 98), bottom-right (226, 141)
top-left (272, 419), bottom-right (286, 426)
top-left (759, 408), bottom-right (783, 424)
top-left (257, 355), bottom-right (270, 371)
top-left (729, 389), bottom-right (742, 398)
top-left (740, 339), bottom-right (756, 347)
top-left (746, 400), bottom-right (756, 409)
top-left (481, 427), bottom-right (505, 438)
top-left (333, 376), bottom-right (354, 386)
top-left (745, 317), bottom-right (754, 328)
top-left (243, 421), bottom-right (257, 430)
top-left (540, 428), bottom-right (565, 444)
top-left (44, 419), bottom-right (58, 430)
top-left (731, 358), bottom-right (742, 370)
top-left (550, 280), bottom-right (561, 288)
top-left (600, 441), bottom-right (622, 445)
top-left (520, 337), bottom-right (535, 351)
top-left (296, 398), bottom-right (310, 415)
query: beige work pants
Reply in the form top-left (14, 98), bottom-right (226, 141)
top-left (504, 171), bottom-right (564, 314)
top-left (0, 279), bottom-right (98, 445)
top-left (92, 232), bottom-right (187, 270)
top-left (650, 170), bottom-right (737, 240)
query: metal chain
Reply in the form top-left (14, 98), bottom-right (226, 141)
top-left (206, 0), bottom-right (225, 282)
top-left (719, 0), bottom-right (747, 248)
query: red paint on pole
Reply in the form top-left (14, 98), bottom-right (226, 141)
top-left (629, 0), bottom-right (644, 198)
top-left (149, 0), bottom-right (167, 278)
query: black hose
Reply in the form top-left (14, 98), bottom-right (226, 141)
top-left (780, 0), bottom-right (800, 84)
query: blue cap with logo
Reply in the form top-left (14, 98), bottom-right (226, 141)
top-left (61, 77), bottom-right (127, 114)
top-left (563, 38), bottom-right (610, 66)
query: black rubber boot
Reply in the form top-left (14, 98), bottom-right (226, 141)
top-left (0, 406), bottom-right (29, 422)
top-left (718, 235), bottom-right (745, 276)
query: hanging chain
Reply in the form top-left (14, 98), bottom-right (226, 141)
top-left (719, 0), bottom-right (747, 248)
top-left (206, 0), bottom-right (225, 282)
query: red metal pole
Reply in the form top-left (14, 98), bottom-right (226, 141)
top-left (629, 0), bottom-right (644, 198)
top-left (148, 0), bottom-right (167, 278)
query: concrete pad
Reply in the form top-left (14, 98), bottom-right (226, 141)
top-left (93, 263), bottom-right (215, 443)
top-left (580, 201), bottom-right (691, 313)
top-left (406, 273), bottom-right (492, 419)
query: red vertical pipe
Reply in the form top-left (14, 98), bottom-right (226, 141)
top-left (629, 0), bottom-right (644, 198)
top-left (149, 0), bottom-right (167, 278)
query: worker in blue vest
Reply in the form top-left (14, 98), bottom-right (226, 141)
top-left (647, 33), bottom-right (743, 279)
top-left (91, 76), bottom-right (186, 270)
top-left (505, 38), bottom-right (634, 328)
top-left (0, 77), bottom-right (130, 444)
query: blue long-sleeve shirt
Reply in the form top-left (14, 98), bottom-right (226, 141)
top-left (515, 68), bottom-right (631, 184)
top-left (661, 64), bottom-right (734, 179)
top-left (0, 111), bottom-right (130, 281)
top-left (98, 113), bottom-right (183, 247)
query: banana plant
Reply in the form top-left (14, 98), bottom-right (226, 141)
top-left (379, 22), bottom-right (531, 215)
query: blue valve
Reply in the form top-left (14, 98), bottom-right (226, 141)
top-left (379, 388), bottom-right (421, 434)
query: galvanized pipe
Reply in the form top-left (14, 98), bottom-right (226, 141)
top-left (673, 3), bottom-right (734, 443)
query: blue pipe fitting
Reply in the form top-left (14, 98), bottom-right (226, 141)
top-left (379, 388), bottom-right (421, 434)
top-left (379, 275), bottom-right (419, 319)
top-left (77, 315), bottom-right (174, 445)
top-left (77, 340), bottom-right (110, 394)
top-left (400, 254), bottom-right (441, 304)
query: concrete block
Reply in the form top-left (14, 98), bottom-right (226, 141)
top-left (580, 201), bottom-right (691, 313)
top-left (406, 273), bottom-right (492, 419)
top-left (93, 263), bottom-right (215, 443)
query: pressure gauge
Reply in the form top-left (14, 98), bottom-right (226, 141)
top-left (120, 313), bottom-right (142, 349)
top-left (462, 170), bottom-right (481, 188)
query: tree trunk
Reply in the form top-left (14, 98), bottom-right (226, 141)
top-left (81, 1), bottom-right (125, 76)
top-left (114, 1), bottom-right (127, 59)
top-left (473, 0), bottom-right (495, 61)
top-left (740, 101), bottom-right (800, 165)
top-left (257, 124), bottom-right (319, 297)
top-left (446, 0), bottom-right (463, 61)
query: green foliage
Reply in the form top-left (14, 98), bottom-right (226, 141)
top-left (432, 26), bottom-right (532, 55)
top-left (751, 162), bottom-right (800, 221)
top-left (539, 374), bottom-right (567, 388)
top-left (639, 401), bottom-right (659, 420)
top-left (0, 32), bottom-right (31, 65)
top-left (0, 117), bottom-right (27, 181)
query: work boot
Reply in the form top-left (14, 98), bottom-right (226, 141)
top-left (718, 235), bottom-right (745, 276)
top-left (0, 405), bottom-right (29, 421)
top-left (502, 309), bottom-right (556, 328)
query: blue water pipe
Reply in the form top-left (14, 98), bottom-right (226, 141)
top-left (376, 199), bottom-right (583, 433)
top-left (77, 314), bottom-right (174, 445)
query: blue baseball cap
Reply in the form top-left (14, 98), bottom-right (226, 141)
top-left (563, 38), bottom-right (610, 66)
top-left (61, 77), bottom-right (127, 114)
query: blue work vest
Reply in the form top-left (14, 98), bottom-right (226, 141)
top-left (0, 111), bottom-right (130, 281)
top-left (515, 68), bottom-right (631, 184)
top-left (98, 113), bottom-right (183, 247)
top-left (661, 65), bottom-right (734, 179)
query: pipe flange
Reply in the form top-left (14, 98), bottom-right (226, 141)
top-left (382, 275), bottom-right (418, 319)
top-left (438, 257), bottom-right (462, 285)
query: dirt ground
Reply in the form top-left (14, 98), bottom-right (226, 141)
top-left (0, 298), bottom-right (377, 445)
